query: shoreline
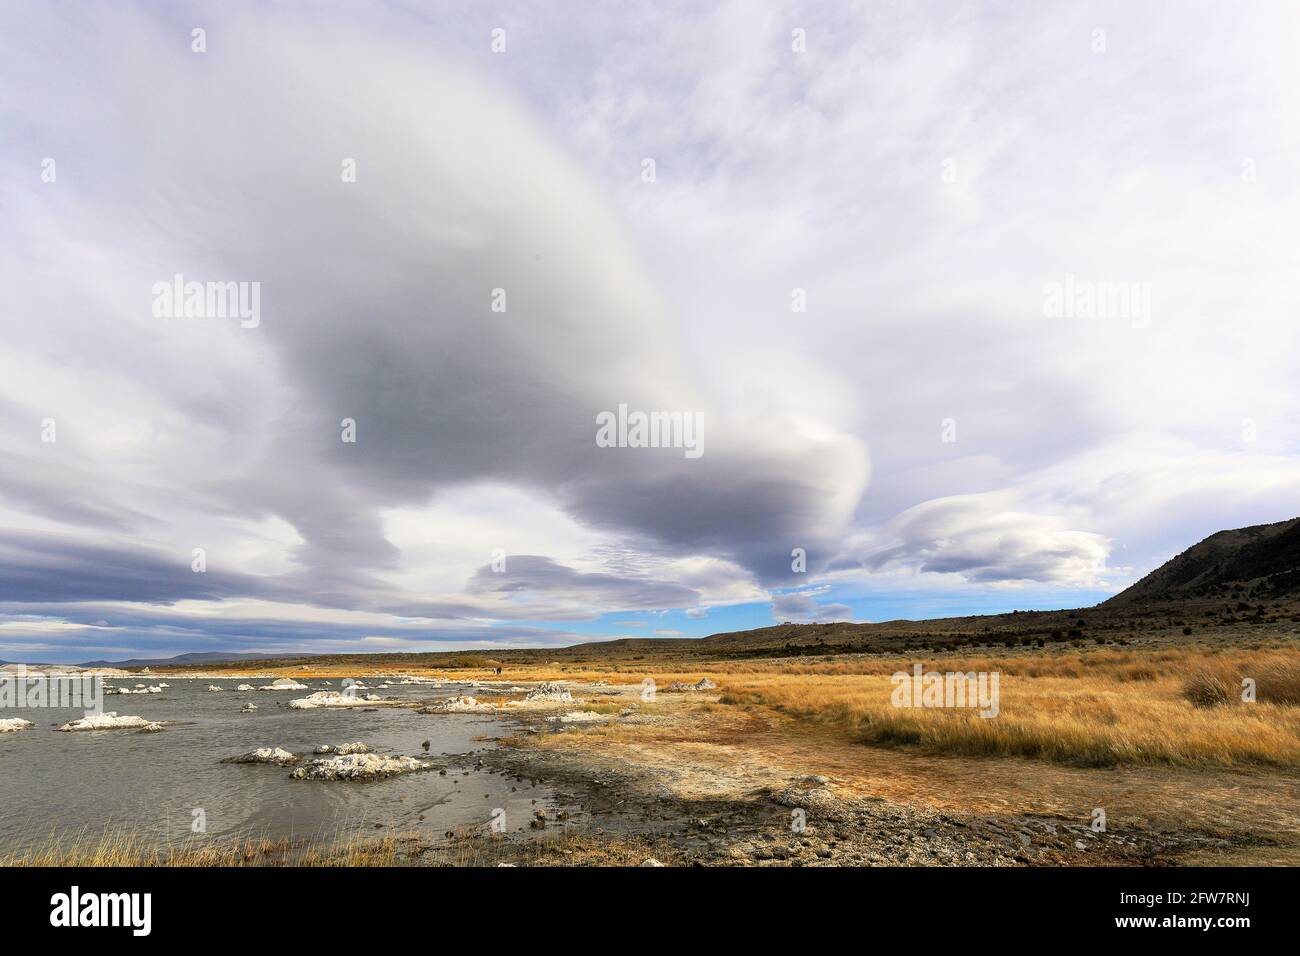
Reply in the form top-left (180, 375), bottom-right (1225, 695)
top-left (432, 680), bottom-right (1279, 867)
top-left (7, 639), bottom-right (1299, 866)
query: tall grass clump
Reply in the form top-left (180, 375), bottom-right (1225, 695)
top-left (1182, 653), bottom-right (1300, 708)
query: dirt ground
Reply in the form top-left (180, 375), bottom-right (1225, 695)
top-left (413, 681), bottom-right (1299, 867)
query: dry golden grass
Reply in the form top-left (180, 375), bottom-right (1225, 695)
top-left (1181, 652), bottom-right (1300, 707)
top-left (0, 827), bottom-right (411, 867)
top-left (164, 637), bottom-right (1300, 771)
top-left (337, 641), bottom-right (1300, 771)
top-left (714, 645), bottom-right (1300, 769)
top-left (2, 826), bottom-right (679, 868)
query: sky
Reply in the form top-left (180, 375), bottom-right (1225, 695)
top-left (2, 1), bottom-right (1299, 662)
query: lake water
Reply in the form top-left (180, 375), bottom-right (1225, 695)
top-left (0, 676), bottom-right (557, 854)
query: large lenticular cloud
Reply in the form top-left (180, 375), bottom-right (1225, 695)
top-left (0, 3), bottom-right (867, 657)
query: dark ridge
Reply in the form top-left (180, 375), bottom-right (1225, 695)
top-left (1104, 517), bottom-right (1300, 607)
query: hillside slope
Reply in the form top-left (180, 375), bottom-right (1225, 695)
top-left (1105, 518), bottom-right (1300, 607)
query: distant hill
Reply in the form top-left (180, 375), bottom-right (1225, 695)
top-left (77, 651), bottom-right (296, 668)
top-left (63, 519), bottom-right (1300, 671)
top-left (1105, 517), bottom-right (1300, 607)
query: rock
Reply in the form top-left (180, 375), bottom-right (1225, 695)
top-left (290, 753), bottom-right (430, 781)
top-left (314, 742), bottom-right (371, 755)
top-left (289, 691), bottom-right (385, 710)
top-left (523, 682), bottom-right (573, 702)
top-left (207, 685), bottom-right (224, 691)
top-left (419, 696), bottom-right (493, 713)
top-left (259, 678), bottom-right (309, 691)
top-left (668, 678), bottom-right (717, 692)
top-left (223, 747), bottom-right (300, 766)
top-left (640, 858), bottom-right (665, 867)
top-left (771, 775), bottom-right (843, 820)
top-left (0, 718), bottom-right (34, 733)
top-left (547, 711), bottom-right (606, 723)
top-left (236, 684), bottom-right (255, 691)
top-left (58, 712), bottom-right (161, 732)
top-left (240, 703), bottom-right (258, 712)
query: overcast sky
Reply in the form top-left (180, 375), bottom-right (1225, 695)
top-left (2, 1), bottom-right (1299, 661)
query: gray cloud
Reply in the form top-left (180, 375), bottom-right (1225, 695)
top-left (771, 591), bottom-right (854, 625)
top-left (2, 1), bottom-right (1299, 659)
top-left (466, 556), bottom-right (699, 613)
top-left (0, 531), bottom-right (278, 605)
top-left (0, 4), bottom-right (863, 600)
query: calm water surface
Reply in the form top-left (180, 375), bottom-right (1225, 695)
top-left (0, 677), bottom-right (556, 853)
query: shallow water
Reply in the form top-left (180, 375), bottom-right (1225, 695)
top-left (0, 677), bottom-right (555, 854)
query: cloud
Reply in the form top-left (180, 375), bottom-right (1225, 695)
top-left (0, 2), bottom-right (869, 657)
top-left (466, 556), bottom-right (699, 616)
top-left (2, 1), bottom-right (1299, 658)
top-left (0, 531), bottom-right (282, 605)
top-left (853, 495), bottom-right (1112, 587)
top-left (771, 590), bottom-right (854, 624)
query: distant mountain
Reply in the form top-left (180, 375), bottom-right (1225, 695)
top-left (77, 651), bottom-right (296, 668)
top-left (1105, 517), bottom-right (1300, 607)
